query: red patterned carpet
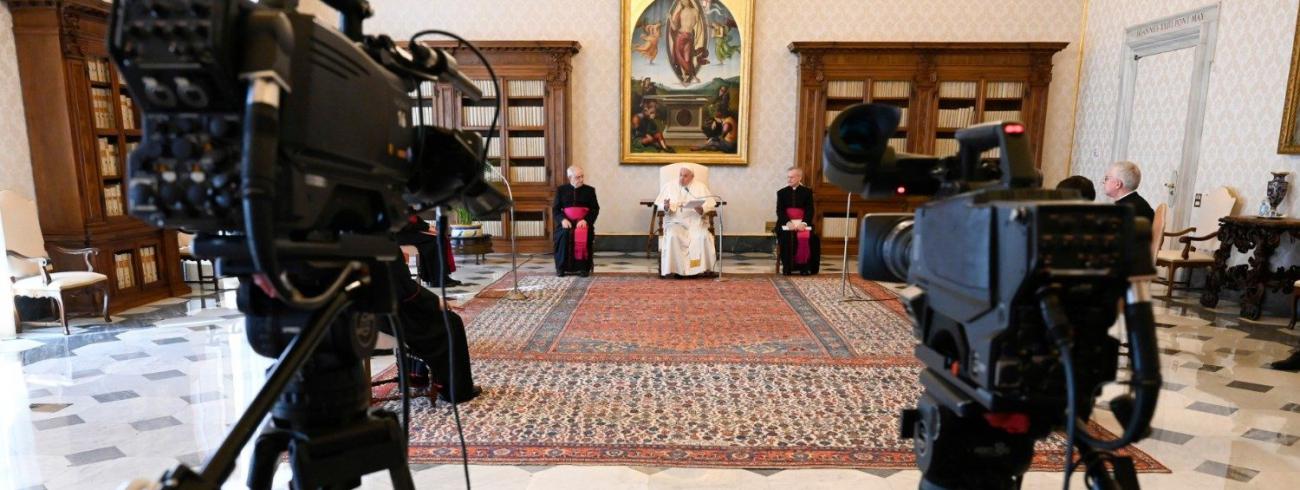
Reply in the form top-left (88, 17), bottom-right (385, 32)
top-left (373, 273), bottom-right (1165, 471)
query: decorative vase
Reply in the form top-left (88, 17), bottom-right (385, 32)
top-left (1267, 171), bottom-right (1290, 217)
top-left (450, 223), bottom-right (483, 238)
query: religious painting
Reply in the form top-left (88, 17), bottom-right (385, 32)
top-left (1280, 7), bottom-right (1300, 153)
top-left (621, 0), bottom-right (753, 165)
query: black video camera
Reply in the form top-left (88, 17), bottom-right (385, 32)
top-left (824, 104), bottom-right (1162, 489)
top-left (108, 1), bottom-right (508, 488)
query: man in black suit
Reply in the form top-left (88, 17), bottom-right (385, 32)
top-left (1102, 161), bottom-right (1154, 222)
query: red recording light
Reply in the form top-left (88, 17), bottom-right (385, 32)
top-left (1004, 123), bottom-right (1025, 135)
top-left (896, 186), bottom-right (907, 195)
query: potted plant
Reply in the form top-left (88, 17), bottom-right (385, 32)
top-left (449, 206), bottom-right (483, 238)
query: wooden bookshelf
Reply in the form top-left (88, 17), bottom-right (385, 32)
top-left (413, 41), bottom-right (580, 253)
top-left (10, 0), bottom-right (187, 311)
top-left (789, 42), bottom-right (1066, 254)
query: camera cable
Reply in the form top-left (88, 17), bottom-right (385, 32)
top-left (434, 211), bottom-right (472, 490)
top-left (1039, 289), bottom-right (1079, 490)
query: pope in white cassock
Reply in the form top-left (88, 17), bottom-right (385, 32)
top-left (657, 167), bottom-right (717, 277)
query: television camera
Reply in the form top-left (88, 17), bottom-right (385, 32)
top-left (109, 0), bottom-right (508, 487)
top-left (823, 104), bottom-right (1162, 490)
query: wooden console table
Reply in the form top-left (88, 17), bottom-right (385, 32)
top-left (1200, 216), bottom-right (1300, 319)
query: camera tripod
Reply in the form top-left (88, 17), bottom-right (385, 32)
top-left (135, 271), bottom-right (415, 490)
top-left (906, 384), bottom-right (1140, 490)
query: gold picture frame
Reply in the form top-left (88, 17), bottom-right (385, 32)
top-left (1279, 7), bottom-right (1300, 153)
top-left (620, 0), bottom-right (754, 165)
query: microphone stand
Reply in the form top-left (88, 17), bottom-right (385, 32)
top-left (498, 174), bottom-right (528, 301)
top-left (839, 191), bottom-right (870, 302)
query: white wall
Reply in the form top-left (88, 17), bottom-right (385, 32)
top-left (363, 0), bottom-right (1085, 235)
top-left (0, 1), bottom-right (35, 339)
top-left (0, 2), bottom-right (34, 201)
top-left (1071, 0), bottom-right (1300, 216)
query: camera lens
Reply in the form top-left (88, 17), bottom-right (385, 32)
top-left (859, 213), bottom-right (914, 283)
top-left (822, 104), bottom-right (902, 196)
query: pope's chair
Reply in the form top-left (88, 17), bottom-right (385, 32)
top-left (2, 190), bottom-right (110, 334)
top-left (652, 162), bottom-right (718, 247)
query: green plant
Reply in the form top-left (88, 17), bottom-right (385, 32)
top-left (452, 206), bottom-right (475, 225)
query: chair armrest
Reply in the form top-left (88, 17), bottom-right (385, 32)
top-left (7, 249), bottom-right (52, 284)
top-left (1162, 227), bottom-right (1196, 238)
top-left (1178, 230), bottom-right (1219, 243)
top-left (50, 246), bottom-right (100, 272)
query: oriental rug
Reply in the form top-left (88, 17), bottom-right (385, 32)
top-left (373, 273), bottom-right (1166, 471)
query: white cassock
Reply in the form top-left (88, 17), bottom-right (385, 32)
top-left (656, 180), bottom-right (717, 276)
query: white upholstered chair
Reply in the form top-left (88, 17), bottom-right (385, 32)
top-left (1154, 187), bottom-right (1239, 298)
top-left (2, 191), bottom-right (110, 334)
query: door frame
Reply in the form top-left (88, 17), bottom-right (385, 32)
top-left (1111, 4), bottom-right (1220, 229)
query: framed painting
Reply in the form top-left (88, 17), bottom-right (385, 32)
top-left (1280, 6), bottom-right (1300, 153)
top-left (620, 0), bottom-right (754, 165)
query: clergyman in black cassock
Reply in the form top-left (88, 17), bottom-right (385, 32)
top-left (776, 167), bottom-right (820, 275)
top-left (553, 166), bottom-right (600, 276)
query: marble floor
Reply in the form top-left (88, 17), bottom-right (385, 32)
top-left (4, 252), bottom-right (1300, 489)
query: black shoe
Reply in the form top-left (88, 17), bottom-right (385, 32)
top-left (1268, 351), bottom-right (1300, 371)
top-left (579, 269), bottom-right (590, 277)
top-left (440, 277), bottom-right (463, 288)
top-left (439, 386), bottom-right (483, 405)
top-left (557, 270), bottom-right (566, 277)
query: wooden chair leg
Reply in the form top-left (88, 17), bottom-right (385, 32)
top-left (55, 294), bottom-right (69, 335)
top-left (1165, 264), bottom-right (1178, 298)
top-left (1291, 290), bottom-right (1300, 330)
top-left (101, 284), bottom-right (112, 323)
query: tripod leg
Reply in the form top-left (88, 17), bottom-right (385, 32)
top-left (247, 425), bottom-right (291, 490)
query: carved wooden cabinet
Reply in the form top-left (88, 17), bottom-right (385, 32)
top-left (789, 42), bottom-right (1067, 254)
top-left (414, 41), bottom-right (580, 254)
top-left (10, 0), bottom-right (188, 311)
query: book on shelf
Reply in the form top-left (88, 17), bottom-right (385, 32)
top-left (98, 138), bottom-right (118, 177)
top-left (486, 137), bottom-right (502, 158)
top-left (871, 80), bottom-right (911, 99)
top-left (934, 138), bottom-right (959, 156)
top-left (140, 247), bottom-right (158, 284)
top-left (87, 59), bottom-right (111, 84)
top-left (118, 94), bottom-right (136, 130)
top-left (462, 105), bottom-right (502, 127)
top-left (114, 252), bottom-right (134, 289)
top-left (480, 220), bottom-right (503, 237)
top-left (899, 107), bottom-right (908, 126)
top-left (821, 217), bottom-right (859, 239)
top-left (887, 138), bottom-right (907, 153)
top-left (408, 80), bottom-right (434, 97)
top-left (103, 185), bottom-right (124, 217)
top-left (515, 220), bottom-right (545, 237)
top-left (91, 88), bottom-right (114, 129)
top-left (826, 80), bottom-right (865, 99)
top-left (509, 165), bottom-right (547, 183)
top-left (938, 81), bottom-right (978, 99)
top-left (508, 136), bottom-right (546, 158)
top-left (825, 110), bottom-right (842, 128)
top-left (507, 106), bottom-right (545, 127)
top-left (484, 165), bottom-right (503, 182)
top-left (506, 80), bottom-right (545, 98)
top-left (472, 79), bottom-right (498, 98)
top-left (411, 105), bottom-right (434, 126)
top-left (985, 81), bottom-right (1024, 99)
top-left (983, 110), bottom-right (1023, 123)
top-left (937, 107), bottom-right (975, 128)
top-left (982, 147), bottom-right (1002, 159)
